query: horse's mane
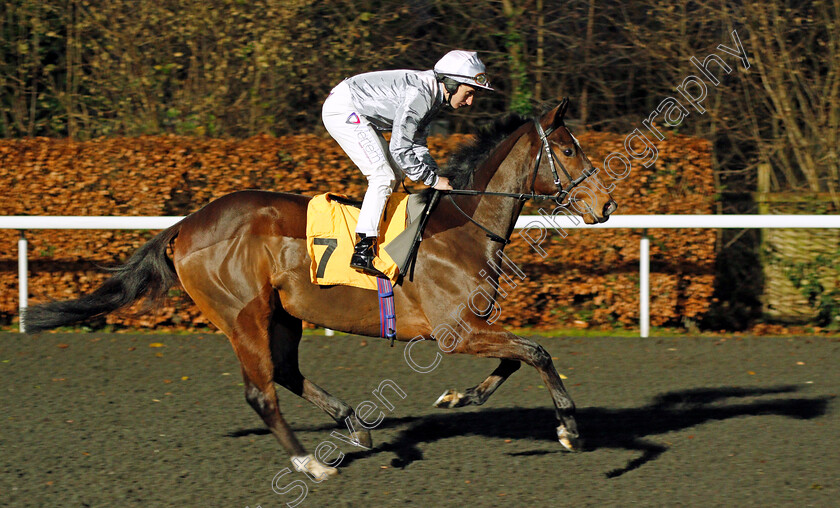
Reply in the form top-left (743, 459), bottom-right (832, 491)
top-left (418, 113), bottom-right (531, 202)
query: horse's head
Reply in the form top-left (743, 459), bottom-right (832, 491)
top-left (532, 99), bottom-right (617, 224)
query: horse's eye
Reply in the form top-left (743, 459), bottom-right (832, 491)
top-left (563, 148), bottom-right (574, 157)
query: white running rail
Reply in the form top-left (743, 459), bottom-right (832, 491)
top-left (4, 215), bottom-right (839, 335)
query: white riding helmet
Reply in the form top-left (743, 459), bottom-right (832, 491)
top-left (434, 50), bottom-right (494, 91)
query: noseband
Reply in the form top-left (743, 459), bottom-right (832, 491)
top-left (532, 120), bottom-right (596, 206)
top-left (443, 118), bottom-right (597, 244)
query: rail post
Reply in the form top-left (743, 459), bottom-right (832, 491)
top-left (18, 231), bottom-right (28, 333)
top-left (640, 230), bottom-right (650, 338)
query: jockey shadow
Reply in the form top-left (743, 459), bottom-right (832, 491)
top-left (330, 384), bottom-right (832, 475)
top-left (579, 385), bottom-right (832, 477)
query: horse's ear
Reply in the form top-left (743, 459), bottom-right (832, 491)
top-left (546, 97), bottom-right (570, 130)
top-left (556, 97), bottom-right (570, 127)
top-left (559, 97), bottom-right (570, 120)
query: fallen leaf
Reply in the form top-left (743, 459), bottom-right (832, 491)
top-left (748, 371), bottom-right (756, 375)
top-left (56, 343), bottom-right (69, 349)
top-left (181, 376), bottom-right (189, 381)
top-left (149, 343), bottom-right (164, 348)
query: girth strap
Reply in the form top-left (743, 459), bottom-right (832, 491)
top-left (376, 276), bottom-right (397, 346)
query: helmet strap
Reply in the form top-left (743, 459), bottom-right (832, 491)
top-left (440, 77), bottom-right (461, 107)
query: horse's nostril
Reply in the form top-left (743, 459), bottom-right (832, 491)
top-left (603, 199), bottom-right (618, 217)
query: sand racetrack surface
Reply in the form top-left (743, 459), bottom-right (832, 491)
top-left (1, 331), bottom-right (838, 507)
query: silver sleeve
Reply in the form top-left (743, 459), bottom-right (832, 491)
top-left (389, 88), bottom-right (440, 187)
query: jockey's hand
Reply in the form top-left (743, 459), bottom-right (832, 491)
top-left (432, 176), bottom-right (453, 191)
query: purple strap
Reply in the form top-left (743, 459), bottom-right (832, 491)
top-left (376, 277), bottom-right (396, 342)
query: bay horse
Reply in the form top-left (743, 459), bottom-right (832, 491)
top-left (25, 100), bottom-right (617, 478)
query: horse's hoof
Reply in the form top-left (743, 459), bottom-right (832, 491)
top-left (557, 426), bottom-right (582, 452)
top-left (292, 454), bottom-right (340, 480)
top-left (347, 415), bottom-right (373, 449)
top-left (354, 427), bottom-right (373, 449)
top-left (433, 389), bottom-right (466, 408)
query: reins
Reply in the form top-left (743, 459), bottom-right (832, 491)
top-left (444, 193), bottom-right (511, 244)
top-left (441, 117), bottom-right (594, 244)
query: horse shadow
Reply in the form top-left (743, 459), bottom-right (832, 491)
top-left (229, 384), bottom-right (832, 478)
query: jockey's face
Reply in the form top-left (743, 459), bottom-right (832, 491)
top-left (449, 84), bottom-right (476, 109)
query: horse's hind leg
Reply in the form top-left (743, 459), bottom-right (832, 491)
top-left (229, 292), bottom-right (344, 479)
top-left (227, 299), bottom-right (339, 480)
top-left (239, 366), bottom-right (305, 456)
top-left (434, 358), bottom-right (520, 408)
top-left (269, 306), bottom-right (373, 449)
top-left (177, 268), bottom-right (339, 478)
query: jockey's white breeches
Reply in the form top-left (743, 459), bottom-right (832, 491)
top-left (322, 81), bottom-right (401, 237)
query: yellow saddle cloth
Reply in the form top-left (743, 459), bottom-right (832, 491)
top-left (306, 193), bottom-right (410, 290)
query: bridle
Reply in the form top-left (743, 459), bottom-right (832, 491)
top-left (442, 117), bottom-right (597, 244)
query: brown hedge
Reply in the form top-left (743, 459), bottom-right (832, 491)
top-left (0, 131), bottom-right (715, 331)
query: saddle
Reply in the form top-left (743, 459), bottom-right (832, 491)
top-left (305, 192), bottom-right (429, 290)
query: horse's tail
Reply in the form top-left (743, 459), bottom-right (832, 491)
top-left (23, 223), bottom-right (182, 334)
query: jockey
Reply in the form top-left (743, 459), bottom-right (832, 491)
top-left (322, 50), bottom-right (494, 275)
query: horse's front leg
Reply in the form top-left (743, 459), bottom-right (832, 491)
top-left (433, 358), bottom-right (520, 408)
top-left (446, 330), bottom-right (581, 452)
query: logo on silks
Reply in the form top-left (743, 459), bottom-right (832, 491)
top-left (346, 112), bottom-right (361, 124)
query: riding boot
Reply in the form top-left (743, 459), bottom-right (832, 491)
top-left (350, 234), bottom-right (385, 276)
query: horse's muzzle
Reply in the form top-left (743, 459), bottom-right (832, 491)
top-left (597, 199), bottom-right (618, 223)
top-left (604, 199), bottom-right (618, 217)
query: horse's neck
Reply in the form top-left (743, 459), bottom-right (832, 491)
top-left (468, 131), bottom-right (534, 238)
top-left (424, 125), bottom-right (534, 272)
